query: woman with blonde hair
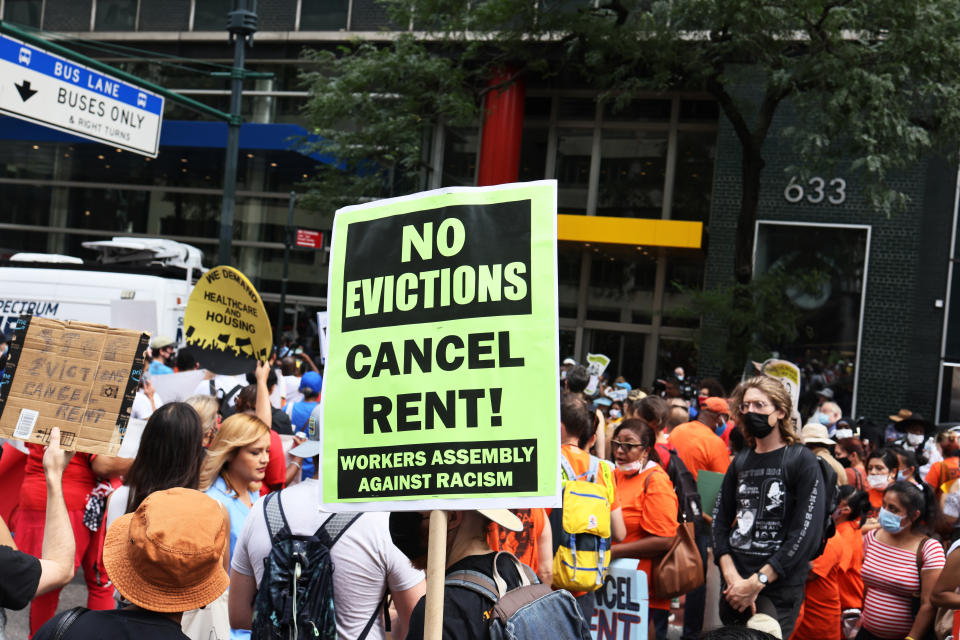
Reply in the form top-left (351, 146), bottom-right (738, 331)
top-left (185, 394), bottom-right (220, 447)
top-left (712, 375), bottom-right (826, 639)
top-left (200, 413), bottom-right (270, 562)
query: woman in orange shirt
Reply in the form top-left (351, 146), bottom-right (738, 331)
top-left (833, 485), bottom-right (870, 639)
top-left (865, 450), bottom-right (898, 518)
top-left (610, 419), bottom-right (678, 640)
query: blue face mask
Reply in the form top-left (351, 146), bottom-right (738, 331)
top-left (814, 412), bottom-right (831, 426)
top-left (609, 409), bottom-right (622, 420)
top-left (897, 470), bottom-right (910, 482)
top-left (878, 507), bottom-right (906, 534)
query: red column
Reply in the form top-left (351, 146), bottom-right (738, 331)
top-left (476, 67), bottom-right (526, 186)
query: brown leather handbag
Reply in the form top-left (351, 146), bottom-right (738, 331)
top-left (644, 472), bottom-right (705, 599)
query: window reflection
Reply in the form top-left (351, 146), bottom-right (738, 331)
top-left (597, 129), bottom-right (667, 218)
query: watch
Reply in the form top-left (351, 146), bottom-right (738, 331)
top-left (756, 572), bottom-right (769, 586)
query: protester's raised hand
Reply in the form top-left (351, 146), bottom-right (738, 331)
top-left (143, 377), bottom-right (155, 399)
top-left (255, 359), bottom-right (270, 383)
top-left (42, 427), bottom-right (73, 480)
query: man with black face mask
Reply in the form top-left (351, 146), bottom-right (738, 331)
top-left (712, 376), bottom-right (827, 640)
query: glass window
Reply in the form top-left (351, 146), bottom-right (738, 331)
top-left (193, 0), bottom-right (232, 30)
top-left (583, 330), bottom-right (646, 386)
top-left (662, 252), bottom-right (704, 328)
top-left (671, 131), bottom-right (717, 223)
top-left (4, 0), bottom-right (42, 26)
top-left (603, 99), bottom-right (671, 123)
top-left (596, 129), bottom-right (667, 218)
top-left (95, 0), bottom-right (138, 30)
top-left (557, 97), bottom-right (595, 121)
top-left (558, 243), bottom-right (582, 318)
top-left (679, 99), bottom-right (719, 123)
top-left (441, 127), bottom-right (478, 186)
top-left (657, 338), bottom-right (697, 380)
top-left (755, 223), bottom-right (869, 416)
top-left (300, 0), bottom-right (349, 29)
top-left (555, 128), bottom-right (592, 214)
top-left (524, 96), bottom-right (552, 120)
top-left (518, 126), bottom-right (548, 182)
top-left (586, 248), bottom-right (656, 323)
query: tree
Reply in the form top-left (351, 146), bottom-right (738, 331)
top-left (304, 1), bottom-right (960, 279)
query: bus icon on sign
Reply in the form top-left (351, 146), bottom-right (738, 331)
top-left (18, 47), bottom-right (31, 65)
top-left (137, 92), bottom-right (147, 108)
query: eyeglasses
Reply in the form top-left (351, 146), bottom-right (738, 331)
top-left (739, 400), bottom-right (771, 413)
top-left (611, 440), bottom-right (644, 452)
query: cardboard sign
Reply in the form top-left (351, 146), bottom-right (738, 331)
top-left (320, 181), bottom-right (560, 511)
top-left (181, 266), bottom-right (271, 375)
top-left (590, 559), bottom-right (648, 640)
top-left (0, 315), bottom-right (149, 455)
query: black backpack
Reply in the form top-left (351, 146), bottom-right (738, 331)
top-left (733, 444), bottom-right (836, 559)
top-left (661, 444), bottom-right (705, 533)
top-left (251, 493), bottom-right (384, 640)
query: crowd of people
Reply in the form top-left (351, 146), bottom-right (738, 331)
top-left (4, 336), bottom-right (960, 640)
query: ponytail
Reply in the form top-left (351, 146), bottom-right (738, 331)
top-left (836, 485), bottom-right (871, 526)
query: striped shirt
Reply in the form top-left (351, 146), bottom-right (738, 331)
top-left (861, 529), bottom-right (945, 638)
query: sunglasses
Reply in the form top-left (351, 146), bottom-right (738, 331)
top-left (611, 440), bottom-right (644, 452)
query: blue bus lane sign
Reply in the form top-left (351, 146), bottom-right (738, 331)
top-left (0, 33), bottom-right (163, 157)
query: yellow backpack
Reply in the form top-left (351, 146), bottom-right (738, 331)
top-left (551, 455), bottom-right (613, 592)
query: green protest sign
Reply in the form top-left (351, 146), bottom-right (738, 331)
top-left (320, 181), bottom-right (560, 511)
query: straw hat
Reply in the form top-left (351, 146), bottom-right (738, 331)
top-left (103, 488), bottom-right (229, 613)
top-left (747, 613), bottom-right (783, 639)
top-left (889, 408), bottom-right (913, 422)
top-left (801, 422), bottom-right (837, 447)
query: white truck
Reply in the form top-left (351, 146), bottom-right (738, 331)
top-left (0, 237), bottom-right (204, 341)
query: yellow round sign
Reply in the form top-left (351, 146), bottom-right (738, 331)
top-left (182, 266), bottom-right (272, 375)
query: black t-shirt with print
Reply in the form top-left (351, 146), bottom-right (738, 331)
top-left (712, 444), bottom-right (825, 587)
top-left (406, 552), bottom-right (524, 640)
top-left (0, 545), bottom-right (41, 610)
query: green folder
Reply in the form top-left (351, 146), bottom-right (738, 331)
top-left (697, 470), bottom-right (725, 516)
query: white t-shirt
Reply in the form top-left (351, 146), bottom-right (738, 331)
top-left (192, 374), bottom-right (247, 407)
top-left (283, 375), bottom-right (303, 406)
top-left (231, 480), bottom-right (423, 639)
top-left (104, 485), bottom-right (131, 532)
top-left (131, 390), bottom-right (163, 420)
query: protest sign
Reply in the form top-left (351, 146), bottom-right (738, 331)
top-left (149, 369), bottom-right (208, 403)
top-left (584, 352), bottom-right (611, 396)
top-left (755, 358), bottom-right (801, 425)
top-left (182, 266), bottom-right (271, 375)
top-left (116, 417), bottom-right (147, 458)
top-left (0, 315), bottom-right (149, 455)
top-left (316, 311), bottom-right (330, 364)
top-left (590, 559), bottom-right (648, 640)
top-left (320, 181), bottom-right (559, 511)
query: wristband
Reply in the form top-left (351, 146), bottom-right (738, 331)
top-left (289, 461), bottom-right (302, 469)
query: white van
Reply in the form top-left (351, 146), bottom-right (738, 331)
top-left (0, 237), bottom-right (204, 341)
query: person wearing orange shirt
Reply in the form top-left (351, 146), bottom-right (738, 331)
top-left (833, 485), bottom-right (869, 640)
top-left (865, 450), bottom-right (898, 519)
top-left (791, 530), bottom-right (844, 640)
top-left (610, 418), bottom-right (678, 640)
top-left (558, 392), bottom-right (626, 622)
top-left (487, 508), bottom-right (553, 585)
top-left (668, 397), bottom-right (731, 481)
top-left (926, 427), bottom-right (960, 495)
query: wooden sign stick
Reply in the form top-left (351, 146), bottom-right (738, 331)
top-left (423, 510), bottom-right (448, 640)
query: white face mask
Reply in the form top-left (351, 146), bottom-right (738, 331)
top-left (834, 428), bottom-right (854, 439)
top-left (867, 473), bottom-right (890, 490)
top-left (907, 433), bottom-right (925, 446)
top-left (617, 460), bottom-right (642, 474)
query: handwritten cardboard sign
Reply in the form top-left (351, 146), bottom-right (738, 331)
top-left (590, 559), bottom-right (648, 640)
top-left (0, 315), bottom-right (149, 455)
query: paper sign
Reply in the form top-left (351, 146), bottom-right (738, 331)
top-left (0, 315), bottom-right (149, 455)
top-left (181, 266), bottom-right (272, 375)
top-left (316, 311), bottom-right (330, 364)
top-left (110, 300), bottom-right (158, 337)
top-left (116, 417), bottom-right (147, 458)
top-left (149, 369), bottom-right (208, 403)
top-left (320, 181), bottom-right (560, 511)
top-left (590, 559), bottom-right (648, 640)
top-left (584, 353), bottom-right (611, 396)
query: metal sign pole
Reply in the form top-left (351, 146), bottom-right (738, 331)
top-left (217, 2), bottom-right (257, 267)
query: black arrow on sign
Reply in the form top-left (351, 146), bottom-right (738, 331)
top-left (15, 80), bottom-right (37, 102)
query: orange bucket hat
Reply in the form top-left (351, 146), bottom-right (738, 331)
top-left (103, 487), bottom-right (229, 613)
